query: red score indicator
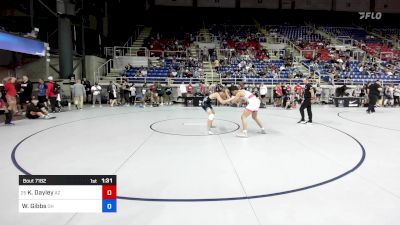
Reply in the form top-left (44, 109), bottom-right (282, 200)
top-left (102, 185), bottom-right (117, 199)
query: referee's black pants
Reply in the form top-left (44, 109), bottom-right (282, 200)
top-left (300, 99), bottom-right (312, 122)
top-left (367, 95), bottom-right (378, 113)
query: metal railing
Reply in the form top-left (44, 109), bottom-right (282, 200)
top-left (105, 46), bottom-right (149, 58)
top-left (195, 34), bottom-right (220, 43)
top-left (95, 59), bottom-right (114, 82)
top-left (208, 55), bottom-right (215, 83)
top-left (96, 73), bottom-right (400, 86)
top-left (96, 75), bottom-right (324, 85)
top-left (123, 25), bottom-right (145, 48)
top-left (216, 48), bottom-right (234, 60)
top-left (379, 51), bottom-right (394, 61)
top-left (337, 36), bottom-right (354, 46)
top-left (105, 47), bottom-right (191, 59)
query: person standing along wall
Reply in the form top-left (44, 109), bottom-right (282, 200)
top-left (19, 75), bottom-right (33, 113)
top-left (37, 79), bottom-right (48, 106)
top-left (187, 83), bottom-right (194, 97)
top-left (91, 82), bottom-right (102, 107)
top-left (129, 84), bottom-right (136, 106)
top-left (164, 84), bottom-right (172, 105)
top-left (157, 82), bottom-right (164, 106)
top-left (123, 81), bottom-right (131, 106)
top-left (259, 83), bottom-right (267, 106)
top-left (71, 79), bottom-right (86, 110)
top-left (393, 85), bottom-right (400, 106)
top-left (0, 89), bottom-right (13, 125)
top-left (107, 81), bottom-right (117, 107)
top-left (82, 78), bottom-right (92, 104)
top-left (46, 76), bottom-right (58, 113)
top-left (5, 77), bottom-right (18, 115)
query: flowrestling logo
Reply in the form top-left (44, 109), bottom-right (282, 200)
top-left (359, 12), bottom-right (382, 20)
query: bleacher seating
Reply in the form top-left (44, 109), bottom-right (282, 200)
top-left (302, 60), bottom-right (400, 85)
top-left (268, 26), bottom-right (323, 42)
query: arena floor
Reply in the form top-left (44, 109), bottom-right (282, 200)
top-left (1, 105), bottom-right (399, 225)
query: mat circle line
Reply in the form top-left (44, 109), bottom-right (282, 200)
top-left (11, 110), bottom-right (366, 202)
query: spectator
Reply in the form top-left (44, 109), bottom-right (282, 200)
top-left (138, 84), bottom-right (147, 108)
top-left (140, 68), bottom-right (147, 77)
top-left (68, 73), bottom-right (76, 83)
top-left (260, 83), bottom-right (267, 106)
top-left (200, 81), bottom-right (206, 96)
top-left (19, 75), bottom-right (33, 112)
top-left (295, 83), bottom-right (303, 96)
top-left (123, 81), bottom-right (131, 106)
top-left (5, 77), bottom-right (18, 115)
top-left (26, 97), bottom-right (52, 119)
top-left (179, 82), bottom-right (187, 98)
top-left (91, 82), bottom-right (102, 107)
top-left (71, 79), bottom-right (86, 110)
top-left (0, 89), bottom-right (13, 125)
top-left (164, 84), bottom-right (173, 105)
top-left (384, 84), bottom-right (394, 107)
top-left (37, 79), bottom-right (47, 106)
top-left (281, 83), bottom-right (288, 108)
top-left (118, 82), bottom-right (124, 105)
top-left (274, 83), bottom-right (282, 107)
top-left (156, 82), bottom-right (164, 105)
top-left (394, 85), bottom-right (400, 106)
top-left (150, 82), bottom-right (159, 106)
top-left (129, 83), bottom-right (136, 106)
top-left (15, 78), bottom-right (22, 112)
top-left (214, 59), bottom-right (220, 72)
top-left (107, 81), bottom-right (117, 107)
top-left (82, 78), bottom-right (91, 104)
top-left (315, 84), bottom-right (322, 103)
top-left (187, 82), bottom-right (194, 97)
top-left (46, 76), bottom-right (58, 113)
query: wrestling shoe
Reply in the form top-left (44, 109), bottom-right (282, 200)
top-left (235, 132), bottom-right (248, 138)
top-left (208, 130), bottom-right (214, 135)
top-left (259, 129), bottom-right (267, 134)
top-left (297, 120), bottom-right (307, 124)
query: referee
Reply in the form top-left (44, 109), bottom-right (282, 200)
top-left (298, 79), bottom-right (315, 124)
top-left (366, 80), bottom-right (382, 114)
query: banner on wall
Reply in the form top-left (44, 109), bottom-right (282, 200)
top-left (0, 31), bottom-right (45, 57)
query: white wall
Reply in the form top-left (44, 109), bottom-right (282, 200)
top-left (261, 43), bottom-right (287, 50)
top-left (295, 0), bottom-right (332, 10)
top-left (375, 0), bottom-right (400, 13)
top-left (85, 56), bottom-right (106, 83)
top-left (240, 0), bottom-right (279, 9)
top-left (196, 43), bottom-right (217, 49)
top-left (114, 56), bottom-right (148, 70)
top-left (15, 58), bottom-right (52, 81)
top-left (154, 0), bottom-right (193, 7)
top-left (10, 55), bottom-right (105, 83)
top-left (335, 0), bottom-right (369, 12)
top-left (198, 0), bottom-right (235, 8)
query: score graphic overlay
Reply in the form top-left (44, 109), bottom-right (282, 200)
top-left (19, 175), bottom-right (117, 213)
